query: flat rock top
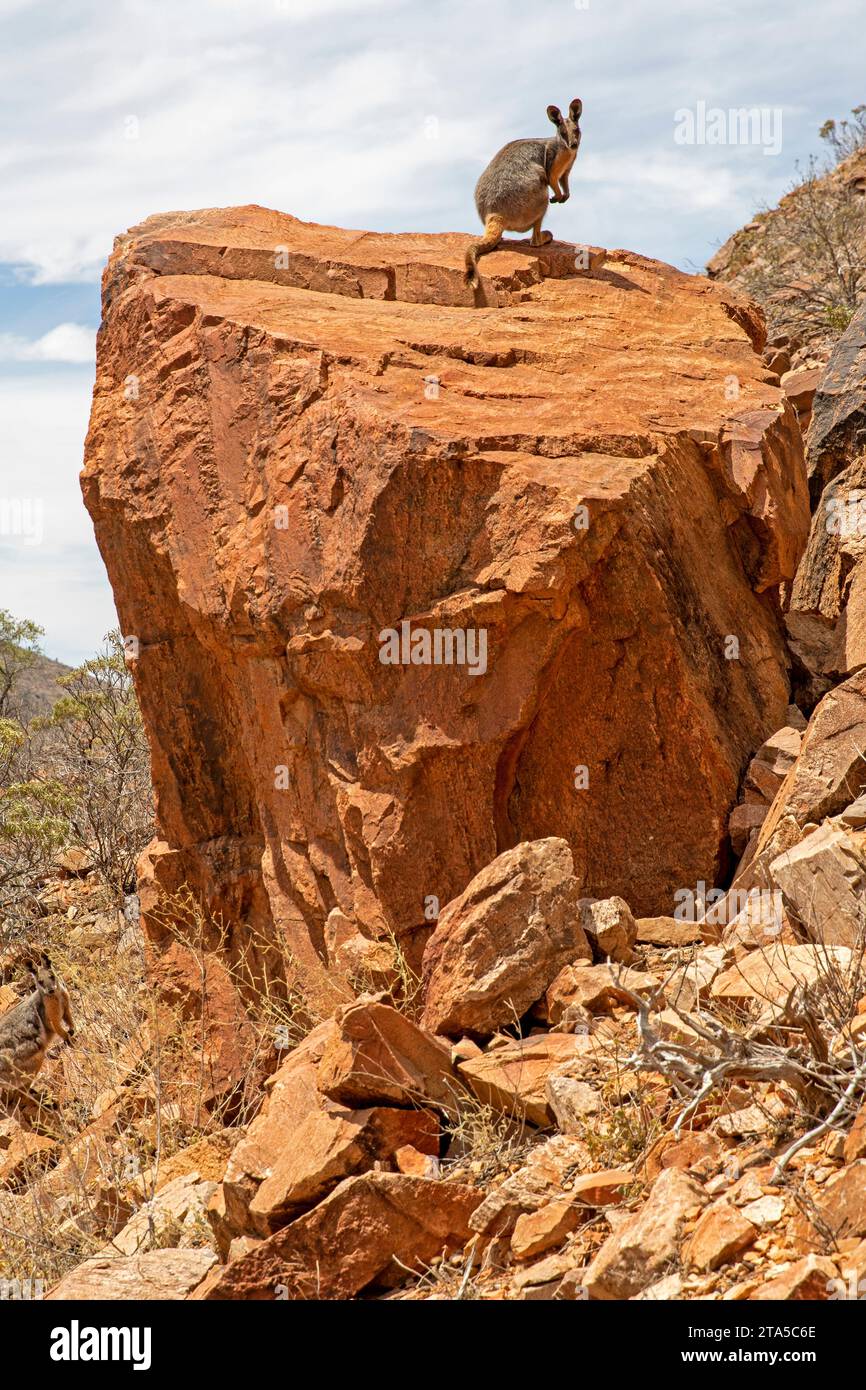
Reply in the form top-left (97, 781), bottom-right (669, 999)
top-left (102, 204), bottom-right (781, 459)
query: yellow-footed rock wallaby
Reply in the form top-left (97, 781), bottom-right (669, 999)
top-left (466, 98), bottom-right (583, 288)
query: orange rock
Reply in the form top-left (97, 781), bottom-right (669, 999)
top-left (458, 1032), bottom-right (605, 1126)
top-left (511, 1199), bottom-right (582, 1261)
top-left (809, 1160), bottom-right (866, 1242)
top-left (843, 1104), bottom-right (866, 1163)
top-left (749, 1254), bottom-right (838, 1300)
top-left (394, 1144), bottom-right (438, 1177)
top-left (316, 998), bottom-right (455, 1107)
top-left (642, 1130), bottom-right (725, 1182)
top-left (580, 896), bottom-right (637, 964)
top-left (195, 1172), bottom-right (481, 1300)
top-left (421, 839), bottom-right (591, 1036)
top-left (830, 1238), bottom-right (866, 1297)
top-left (246, 1104), bottom-right (439, 1234)
top-left (770, 822), bottom-right (866, 947)
top-left (757, 670), bottom-right (866, 846)
top-left (0, 1129), bottom-right (57, 1190)
top-left (583, 1167), bottom-right (708, 1299)
top-left (635, 917), bottom-right (702, 946)
top-left (570, 1167), bottom-right (634, 1206)
top-left (545, 1075), bottom-right (601, 1130)
top-left (542, 962), bottom-right (660, 1023)
top-left (780, 366), bottom-right (821, 415)
top-left (324, 910), bottom-right (396, 990)
top-left (54, 846), bottom-right (93, 876)
top-left (123, 1130), bottom-right (237, 1209)
top-left (468, 1134), bottom-right (593, 1238)
top-left (0, 983), bottom-right (20, 1014)
top-left (215, 1019), bottom-right (336, 1247)
top-left (48, 1249), bottom-right (217, 1300)
top-left (83, 206), bottom-right (807, 988)
top-left (682, 1200), bottom-right (756, 1271)
top-left (711, 943), bottom-right (852, 1016)
top-left (150, 939), bottom-right (258, 1106)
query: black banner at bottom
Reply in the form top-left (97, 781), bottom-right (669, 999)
top-left (1, 1294), bottom-right (858, 1377)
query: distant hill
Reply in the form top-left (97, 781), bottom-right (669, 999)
top-left (13, 651), bottom-right (73, 722)
top-left (707, 145), bottom-right (866, 364)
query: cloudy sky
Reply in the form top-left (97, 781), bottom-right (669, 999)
top-left (1, 0), bottom-right (863, 663)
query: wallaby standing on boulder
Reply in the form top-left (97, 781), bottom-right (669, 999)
top-left (0, 951), bottom-right (74, 1103)
top-left (465, 98), bottom-right (583, 288)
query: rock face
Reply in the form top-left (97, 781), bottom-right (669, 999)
top-left (803, 299), bottom-right (866, 506)
top-left (82, 205), bottom-right (808, 987)
top-left (787, 302), bottom-right (866, 683)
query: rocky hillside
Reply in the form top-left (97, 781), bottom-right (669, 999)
top-left (11, 653), bottom-right (72, 723)
top-left (707, 139), bottom-right (866, 425)
top-left (6, 205), bottom-right (866, 1304)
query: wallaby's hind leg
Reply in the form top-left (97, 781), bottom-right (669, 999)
top-left (531, 220), bottom-right (553, 247)
top-left (465, 213), bottom-right (505, 289)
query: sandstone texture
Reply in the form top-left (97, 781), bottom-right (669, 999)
top-left (48, 1249), bottom-right (216, 1300)
top-left (82, 205), bottom-right (808, 992)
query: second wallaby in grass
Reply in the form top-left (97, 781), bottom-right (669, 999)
top-left (466, 98), bottom-right (583, 288)
top-left (0, 951), bottom-right (74, 1101)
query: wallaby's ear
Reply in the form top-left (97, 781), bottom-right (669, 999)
top-left (547, 105), bottom-right (563, 127)
top-left (569, 98), bottom-right (583, 120)
top-left (20, 955), bottom-right (38, 987)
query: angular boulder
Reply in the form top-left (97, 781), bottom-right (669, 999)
top-left (420, 838), bottom-right (590, 1036)
top-left (48, 1249), bottom-right (216, 1300)
top-left (468, 1134), bottom-right (593, 1237)
top-left (540, 961), bottom-right (660, 1024)
top-left (316, 998), bottom-right (455, 1107)
top-left (583, 1167), bottom-right (708, 1299)
top-left (195, 1172), bottom-right (481, 1300)
top-left (580, 895), bottom-right (637, 964)
top-left (107, 1172), bottom-right (218, 1256)
top-left (757, 669), bottom-right (866, 844)
top-left (749, 1254), bottom-right (838, 1300)
top-left (215, 1019), bottom-right (336, 1245)
top-left (711, 942), bottom-right (853, 1018)
top-left (770, 821), bottom-right (866, 946)
top-left (511, 1199), bottom-right (582, 1261)
top-left (682, 1199), bottom-right (756, 1271)
top-left (457, 1032), bottom-right (606, 1127)
top-left (803, 298), bottom-right (866, 506)
top-left (82, 207), bottom-right (808, 992)
top-left (788, 301), bottom-right (866, 681)
top-left (246, 1104), bottom-right (439, 1235)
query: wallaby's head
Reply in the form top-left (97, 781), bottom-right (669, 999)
top-left (547, 98), bottom-right (582, 149)
top-left (23, 950), bottom-right (61, 997)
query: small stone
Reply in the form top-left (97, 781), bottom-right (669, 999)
top-left (682, 1201), bottom-right (756, 1271)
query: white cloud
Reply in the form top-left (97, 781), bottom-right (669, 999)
top-left (0, 322), bottom-right (95, 363)
top-left (1, 0), bottom-right (862, 282)
top-left (0, 372), bottom-right (117, 663)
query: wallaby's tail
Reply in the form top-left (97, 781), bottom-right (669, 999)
top-left (465, 214), bottom-right (504, 288)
